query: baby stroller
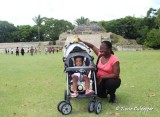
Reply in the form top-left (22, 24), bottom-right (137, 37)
top-left (57, 42), bottom-right (102, 115)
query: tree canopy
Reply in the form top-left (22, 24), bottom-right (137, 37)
top-left (0, 21), bottom-right (16, 42)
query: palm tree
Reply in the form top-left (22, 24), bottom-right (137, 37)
top-left (32, 15), bottom-right (44, 41)
top-left (75, 16), bottom-right (90, 25)
top-left (146, 8), bottom-right (157, 18)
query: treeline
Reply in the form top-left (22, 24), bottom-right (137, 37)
top-left (0, 8), bottom-right (160, 48)
top-left (0, 18), bottom-right (74, 43)
top-left (100, 8), bottom-right (160, 48)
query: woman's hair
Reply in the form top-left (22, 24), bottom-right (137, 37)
top-left (101, 41), bottom-right (114, 54)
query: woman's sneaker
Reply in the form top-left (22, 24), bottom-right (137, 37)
top-left (85, 89), bottom-right (95, 95)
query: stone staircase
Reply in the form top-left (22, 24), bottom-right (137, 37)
top-left (64, 34), bottom-right (102, 48)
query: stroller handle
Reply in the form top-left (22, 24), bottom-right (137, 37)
top-left (66, 66), bottom-right (96, 72)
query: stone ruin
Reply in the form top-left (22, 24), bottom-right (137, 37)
top-left (72, 24), bottom-right (106, 34)
top-left (56, 23), bottom-right (143, 51)
top-left (56, 23), bottom-right (111, 48)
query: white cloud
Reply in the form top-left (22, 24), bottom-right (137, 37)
top-left (0, 0), bottom-right (159, 26)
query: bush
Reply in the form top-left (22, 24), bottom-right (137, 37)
top-left (145, 29), bottom-right (160, 48)
top-left (110, 33), bottom-right (124, 44)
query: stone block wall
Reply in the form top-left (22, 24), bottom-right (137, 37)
top-left (116, 45), bottom-right (144, 51)
top-left (0, 41), bottom-right (50, 53)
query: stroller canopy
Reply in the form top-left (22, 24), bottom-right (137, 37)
top-left (63, 42), bottom-right (96, 70)
top-left (63, 42), bottom-right (92, 58)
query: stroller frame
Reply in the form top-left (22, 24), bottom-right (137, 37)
top-left (57, 42), bottom-right (102, 115)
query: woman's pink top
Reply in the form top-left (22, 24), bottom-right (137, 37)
top-left (97, 52), bottom-right (119, 79)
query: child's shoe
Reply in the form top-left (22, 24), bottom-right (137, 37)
top-left (85, 89), bottom-right (95, 95)
top-left (71, 92), bottom-right (78, 97)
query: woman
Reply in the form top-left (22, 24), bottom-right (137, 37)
top-left (16, 47), bottom-right (19, 56)
top-left (78, 38), bottom-right (121, 103)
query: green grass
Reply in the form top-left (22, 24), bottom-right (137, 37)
top-left (0, 50), bottom-right (160, 117)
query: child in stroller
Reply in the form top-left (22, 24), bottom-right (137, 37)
top-left (71, 56), bottom-right (94, 97)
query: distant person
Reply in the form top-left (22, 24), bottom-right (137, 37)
top-left (38, 47), bottom-right (41, 54)
top-left (45, 47), bottom-right (48, 55)
top-left (30, 46), bottom-right (34, 56)
top-left (48, 47), bottom-right (52, 54)
top-left (11, 48), bottom-right (14, 54)
top-left (56, 48), bottom-right (59, 53)
top-left (21, 48), bottom-right (25, 56)
top-left (5, 48), bottom-right (8, 54)
top-left (16, 47), bottom-right (19, 56)
top-left (8, 49), bottom-right (10, 54)
top-left (34, 48), bottom-right (37, 54)
top-left (52, 47), bottom-right (55, 54)
top-left (15, 47), bottom-right (19, 56)
top-left (27, 48), bottom-right (30, 53)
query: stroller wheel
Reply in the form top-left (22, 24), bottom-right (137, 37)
top-left (88, 101), bottom-right (95, 113)
top-left (57, 101), bottom-right (66, 112)
top-left (94, 101), bottom-right (102, 114)
top-left (61, 103), bottom-right (72, 115)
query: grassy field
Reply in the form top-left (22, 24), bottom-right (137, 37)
top-left (0, 50), bottom-right (160, 117)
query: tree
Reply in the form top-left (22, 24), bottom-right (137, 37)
top-left (43, 18), bottom-right (74, 41)
top-left (75, 16), bottom-right (90, 25)
top-left (12, 25), bottom-right (34, 42)
top-left (32, 15), bottom-right (44, 41)
top-left (102, 16), bottom-right (143, 39)
top-left (155, 8), bottom-right (160, 29)
top-left (146, 8), bottom-right (157, 18)
top-left (144, 8), bottom-right (158, 30)
top-left (30, 25), bottom-right (42, 41)
top-left (0, 21), bottom-right (16, 42)
top-left (145, 29), bottom-right (160, 48)
top-left (136, 26), bottom-right (149, 44)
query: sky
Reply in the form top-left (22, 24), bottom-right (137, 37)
top-left (0, 0), bottom-right (160, 26)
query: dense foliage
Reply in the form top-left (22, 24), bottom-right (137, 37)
top-left (0, 16), bottom-right (74, 43)
top-left (100, 8), bottom-right (160, 48)
top-left (0, 21), bottom-right (16, 42)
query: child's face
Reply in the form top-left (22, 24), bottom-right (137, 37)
top-left (75, 58), bottom-right (83, 66)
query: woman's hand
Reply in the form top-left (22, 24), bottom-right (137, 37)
top-left (78, 38), bottom-right (82, 42)
top-left (97, 78), bottom-right (102, 85)
top-left (78, 37), bottom-right (99, 56)
top-left (96, 75), bottom-right (102, 85)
